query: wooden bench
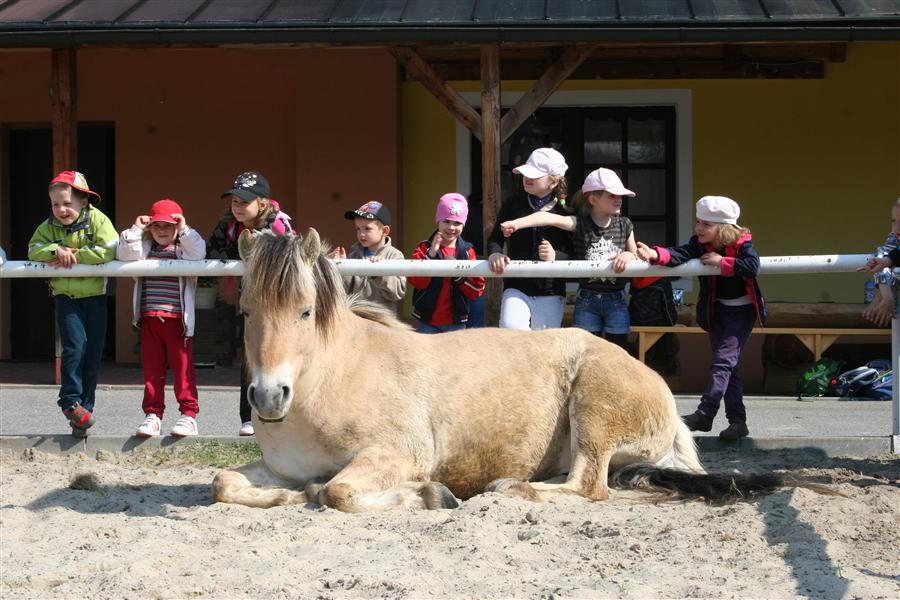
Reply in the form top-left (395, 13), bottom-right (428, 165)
top-left (631, 325), bottom-right (890, 363)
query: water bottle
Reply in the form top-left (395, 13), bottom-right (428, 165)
top-left (672, 288), bottom-right (684, 306)
top-left (864, 279), bottom-right (876, 304)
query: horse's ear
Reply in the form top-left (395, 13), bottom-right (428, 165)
top-left (300, 228), bottom-right (321, 265)
top-left (237, 229), bottom-right (255, 261)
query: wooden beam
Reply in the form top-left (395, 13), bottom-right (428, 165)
top-left (387, 46), bottom-right (482, 140)
top-left (480, 44), bottom-right (502, 327)
top-left (50, 47), bottom-right (77, 387)
top-left (500, 44), bottom-right (596, 143)
top-left (50, 48), bottom-right (77, 172)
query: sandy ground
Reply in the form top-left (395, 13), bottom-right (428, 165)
top-left (0, 448), bottom-right (898, 600)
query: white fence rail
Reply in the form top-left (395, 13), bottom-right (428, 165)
top-left (0, 254), bottom-right (872, 278)
top-left (0, 252), bottom-right (897, 452)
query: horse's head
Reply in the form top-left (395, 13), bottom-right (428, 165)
top-left (238, 228), bottom-right (339, 422)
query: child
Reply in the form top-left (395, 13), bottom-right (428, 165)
top-left (331, 201), bottom-right (407, 313)
top-left (636, 196), bottom-right (766, 440)
top-left (409, 193), bottom-right (485, 333)
top-left (117, 199), bottom-right (206, 437)
top-left (486, 147), bottom-right (573, 330)
top-left (27, 171), bottom-right (118, 437)
top-left (501, 168), bottom-right (638, 349)
top-left (857, 199), bottom-right (900, 327)
top-left (207, 170), bottom-right (293, 437)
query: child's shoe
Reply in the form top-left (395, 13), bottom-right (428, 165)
top-left (71, 425), bottom-right (89, 438)
top-left (238, 421), bottom-right (255, 436)
top-left (62, 403), bottom-right (95, 429)
top-left (171, 415), bottom-right (198, 437)
top-left (719, 420), bottom-right (749, 440)
top-left (136, 414), bottom-right (162, 437)
top-left (681, 411), bottom-right (713, 432)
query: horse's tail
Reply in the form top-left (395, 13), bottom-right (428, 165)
top-left (610, 463), bottom-right (786, 502)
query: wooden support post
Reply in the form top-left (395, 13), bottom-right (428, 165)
top-left (50, 48), bottom-right (78, 385)
top-left (480, 45), bottom-right (502, 326)
top-left (500, 44), bottom-right (596, 144)
top-left (388, 46), bottom-right (482, 140)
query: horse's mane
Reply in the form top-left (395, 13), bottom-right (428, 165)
top-left (241, 230), bottom-right (410, 337)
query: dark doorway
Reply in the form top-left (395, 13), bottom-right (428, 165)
top-left (8, 124), bottom-right (116, 360)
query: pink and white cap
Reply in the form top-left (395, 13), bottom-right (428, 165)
top-left (513, 148), bottom-right (568, 179)
top-left (581, 168), bottom-right (635, 197)
top-left (435, 193), bottom-right (468, 224)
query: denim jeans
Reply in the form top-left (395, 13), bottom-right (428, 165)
top-left (416, 322), bottom-right (465, 334)
top-left (572, 288), bottom-right (630, 335)
top-left (55, 294), bottom-right (107, 412)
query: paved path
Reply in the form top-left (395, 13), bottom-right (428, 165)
top-left (1, 383), bottom-right (894, 456)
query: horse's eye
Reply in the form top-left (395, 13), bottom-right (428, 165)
top-left (239, 309), bottom-right (250, 318)
top-left (300, 307), bottom-right (312, 320)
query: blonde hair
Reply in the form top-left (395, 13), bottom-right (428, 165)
top-left (714, 223), bottom-right (751, 248)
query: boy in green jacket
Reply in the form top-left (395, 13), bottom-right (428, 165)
top-left (28, 171), bottom-right (118, 436)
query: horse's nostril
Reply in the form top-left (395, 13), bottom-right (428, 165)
top-left (282, 386), bottom-right (290, 399)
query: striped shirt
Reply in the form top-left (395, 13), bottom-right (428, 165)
top-left (141, 244), bottom-right (182, 318)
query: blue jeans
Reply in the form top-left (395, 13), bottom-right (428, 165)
top-left (572, 289), bottom-right (630, 335)
top-left (417, 322), bottom-right (465, 334)
top-left (55, 294), bottom-right (107, 412)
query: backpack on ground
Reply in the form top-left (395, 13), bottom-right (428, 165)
top-left (796, 357), bottom-right (845, 399)
top-left (832, 359), bottom-right (893, 400)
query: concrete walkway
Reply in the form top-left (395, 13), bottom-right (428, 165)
top-left (0, 361), bottom-right (895, 456)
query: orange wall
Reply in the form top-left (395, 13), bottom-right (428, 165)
top-left (0, 47), bottom-right (398, 362)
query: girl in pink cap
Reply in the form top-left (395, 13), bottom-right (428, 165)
top-left (409, 193), bottom-right (485, 333)
top-left (501, 168), bottom-right (639, 350)
top-left (117, 199), bottom-right (206, 437)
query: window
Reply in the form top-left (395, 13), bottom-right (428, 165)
top-left (470, 106), bottom-right (677, 247)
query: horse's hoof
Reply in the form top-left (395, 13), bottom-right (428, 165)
top-left (423, 482), bottom-right (459, 509)
top-left (486, 478), bottom-right (520, 494)
top-left (305, 480), bottom-right (325, 502)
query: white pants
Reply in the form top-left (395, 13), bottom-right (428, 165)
top-left (499, 288), bottom-right (565, 330)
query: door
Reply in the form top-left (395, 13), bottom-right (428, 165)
top-left (7, 124), bottom-right (116, 360)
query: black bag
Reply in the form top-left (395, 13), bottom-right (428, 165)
top-left (629, 278), bottom-right (677, 326)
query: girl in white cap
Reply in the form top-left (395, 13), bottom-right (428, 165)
top-left (500, 168), bottom-right (638, 349)
top-left (636, 196), bottom-right (766, 440)
top-left (486, 148), bottom-right (574, 330)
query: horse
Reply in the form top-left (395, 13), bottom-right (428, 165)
top-left (212, 229), bottom-right (786, 512)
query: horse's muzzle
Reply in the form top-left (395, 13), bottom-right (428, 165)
top-left (247, 379), bottom-right (293, 422)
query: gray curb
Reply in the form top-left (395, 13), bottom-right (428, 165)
top-left (0, 435), bottom-right (891, 457)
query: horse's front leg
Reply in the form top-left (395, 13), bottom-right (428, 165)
top-left (212, 460), bottom-right (308, 508)
top-left (313, 449), bottom-right (458, 512)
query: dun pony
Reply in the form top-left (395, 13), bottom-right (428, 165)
top-left (212, 229), bottom-right (804, 511)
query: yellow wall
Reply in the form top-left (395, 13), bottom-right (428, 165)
top-left (399, 42), bottom-right (900, 303)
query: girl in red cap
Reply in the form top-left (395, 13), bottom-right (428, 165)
top-left (117, 199), bottom-right (206, 437)
top-left (27, 170), bottom-right (118, 437)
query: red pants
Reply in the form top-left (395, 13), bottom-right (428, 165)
top-left (141, 316), bottom-right (199, 418)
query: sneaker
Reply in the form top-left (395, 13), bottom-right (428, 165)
top-left (71, 425), bottom-right (88, 438)
top-left (238, 421), bottom-right (255, 436)
top-left (719, 421), bottom-right (749, 440)
top-left (62, 403), bottom-right (95, 429)
top-left (136, 414), bottom-right (162, 437)
top-left (681, 411), bottom-right (713, 432)
top-left (171, 415), bottom-right (198, 437)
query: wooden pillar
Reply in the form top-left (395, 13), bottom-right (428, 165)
top-left (480, 45), bottom-right (502, 326)
top-left (50, 48), bottom-right (77, 385)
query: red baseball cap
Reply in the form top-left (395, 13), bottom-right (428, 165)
top-left (49, 171), bottom-right (101, 202)
top-left (148, 199), bottom-right (183, 224)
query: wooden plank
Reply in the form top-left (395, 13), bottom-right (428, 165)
top-left (50, 47), bottom-right (77, 387)
top-left (500, 44), bottom-right (596, 144)
top-left (387, 46), bottom-right (482, 140)
top-left (480, 44), bottom-right (502, 327)
top-left (50, 48), bottom-right (77, 173)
